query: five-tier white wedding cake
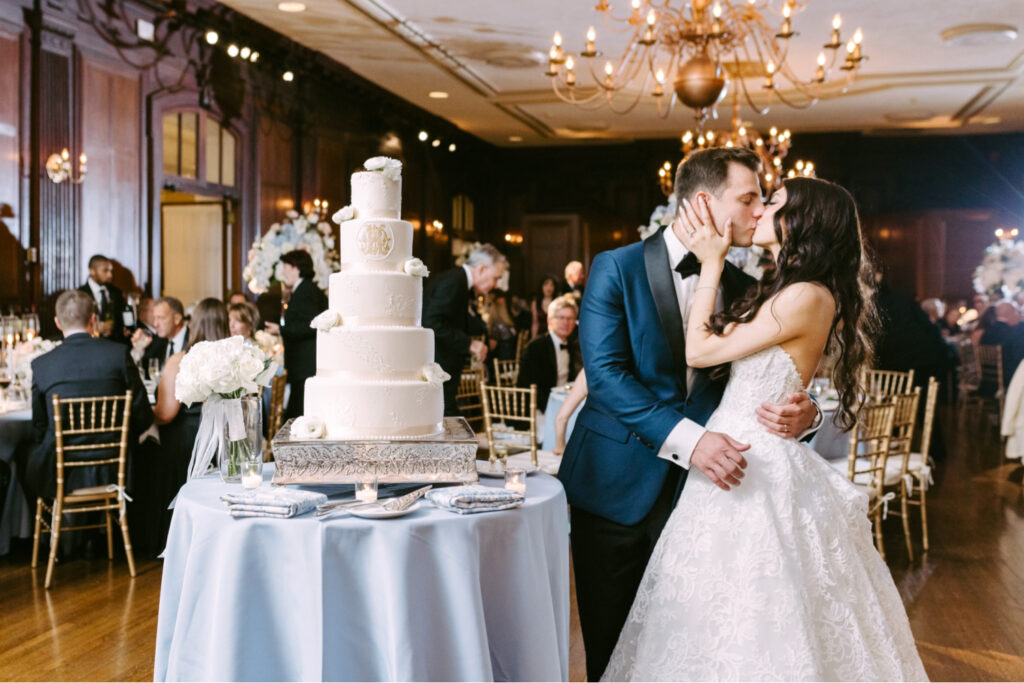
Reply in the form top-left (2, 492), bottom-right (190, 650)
top-left (302, 157), bottom-right (447, 439)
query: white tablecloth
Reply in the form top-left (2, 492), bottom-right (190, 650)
top-left (541, 389), bottom-right (584, 451)
top-left (0, 407), bottom-right (33, 556)
top-left (809, 407), bottom-right (850, 462)
top-left (154, 465), bottom-right (570, 682)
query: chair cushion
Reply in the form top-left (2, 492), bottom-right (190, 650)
top-left (64, 485), bottom-right (117, 503)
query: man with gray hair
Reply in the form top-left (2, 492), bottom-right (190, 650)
top-left (559, 260), bottom-right (586, 299)
top-left (22, 289), bottom-right (153, 502)
top-left (423, 243), bottom-right (509, 415)
top-left (518, 294), bottom-right (581, 411)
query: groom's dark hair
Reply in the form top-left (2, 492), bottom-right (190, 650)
top-left (674, 147), bottom-right (761, 203)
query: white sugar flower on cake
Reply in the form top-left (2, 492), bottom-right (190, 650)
top-left (421, 362), bottom-right (451, 387)
top-left (291, 415), bottom-right (326, 440)
top-left (332, 205), bottom-right (355, 224)
top-left (364, 156), bottom-right (402, 182)
top-left (310, 310), bottom-right (342, 332)
top-left (404, 258), bottom-right (430, 278)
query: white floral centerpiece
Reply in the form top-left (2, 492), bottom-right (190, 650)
top-left (973, 239), bottom-right (1024, 298)
top-left (12, 337), bottom-right (60, 388)
top-left (243, 209), bottom-right (339, 294)
top-left (639, 196), bottom-right (767, 279)
top-left (175, 336), bottom-right (277, 482)
top-left (253, 330), bottom-right (284, 367)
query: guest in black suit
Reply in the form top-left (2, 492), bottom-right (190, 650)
top-left (980, 300), bottom-right (1024, 388)
top-left (423, 243), bottom-right (508, 415)
top-left (22, 290), bottom-right (153, 502)
top-left (78, 254), bottom-right (128, 343)
top-left (132, 297), bottom-right (189, 377)
top-left (518, 295), bottom-right (582, 412)
top-left (557, 260), bottom-right (586, 300)
top-left (274, 250), bottom-right (328, 420)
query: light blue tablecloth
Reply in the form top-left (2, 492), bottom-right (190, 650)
top-left (0, 407), bottom-right (33, 556)
top-left (809, 408), bottom-right (850, 461)
top-left (542, 389), bottom-right (584, 451)
top-left (154, 465), bottom-right (570, 682)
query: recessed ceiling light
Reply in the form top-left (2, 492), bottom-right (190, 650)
top-left (282, 70), bottom-right (294, 82)
top-left (941, 23), bottom-right (1018, 46)
top-left (448, 143), bottom-right (456, 152)
top-left (417, 131), bottom-right (429, 141)
top-left (277, 1), bottom-right (307, 12)
top-left (226, 44), bottom-right (239, 58)
top-left (431, 139), bottom-right (441, 147)
top-left (428, 91), bottom-right (449, 99)
top-left (508, 136), bottom-right (523, 142)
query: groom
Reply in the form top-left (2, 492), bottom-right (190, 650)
top-left (558, 147), bottom-right (821, 680)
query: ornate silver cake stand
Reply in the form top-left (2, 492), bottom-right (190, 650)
top-left (270, 417), bottom-right (480, 485)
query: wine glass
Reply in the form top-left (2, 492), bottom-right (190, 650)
top-left (22, 313), bottom-right (39, 341)
top-left (0, 366), bottom-right (11, 407)
top-left (148, 357), bottom-right (162, 384)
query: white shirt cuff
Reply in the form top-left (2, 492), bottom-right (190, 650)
top-left (656, 418), bottom-right (706, 469)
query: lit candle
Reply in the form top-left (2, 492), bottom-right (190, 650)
top-left (504, 468), bottom-right (527, 495)
top-left (356, 480), bottom-right (378, 503)
top-left (242, 471), bottom-right (262, 489)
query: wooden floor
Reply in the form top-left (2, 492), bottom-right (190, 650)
top-left (1, 406), bottom-right (1023, 681)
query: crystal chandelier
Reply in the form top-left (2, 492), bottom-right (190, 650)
top-left (546, 0), bottom-right (866, 123)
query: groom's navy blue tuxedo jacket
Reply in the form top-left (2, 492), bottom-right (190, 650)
top-left (558, 227), bottom-right (754, 526)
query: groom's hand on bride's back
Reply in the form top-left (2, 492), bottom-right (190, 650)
top-left (691, 432), bottom-right (750, 491)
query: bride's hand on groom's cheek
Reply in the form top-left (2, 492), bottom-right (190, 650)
top-left (677, 196), bottom-right (731, 262)
top-left (691, 431), bottom-right (750, 491)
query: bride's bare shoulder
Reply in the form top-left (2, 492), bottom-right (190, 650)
top-left (769, 282), bottom-right (836, 321)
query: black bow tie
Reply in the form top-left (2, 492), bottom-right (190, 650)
top-left (675, 252), bottom-right (702, 279)
top-left (559, 342), bottom-right (569, 351)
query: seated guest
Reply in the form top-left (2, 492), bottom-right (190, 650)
top-left (228, 301), bottom-right (260, 340)
top-left (151, 298), bottom-right (229, 543)
top-left (79, 254), bottom-right (128, 343)
top-left (558, 260), bottom-right (586, 299)
top-left (22, 290), bottom-right (153, 502)
top-left (971, 305), bottom-right (998, 348)
top-left (268, 250), bottom-right (328, 420)
top-left (921, 298), bottom-right (944, 329)
top-left (531, 275), bottom-right (558, 338)
top-left (485, 291), bottom-right (519, 361)
top-left (132, 297), bottom-right (188, 375)
top-left (518, 295), bottom-right (582, 413)
top-left (423, 243), bottom-right (508, 416)
top-left (941, 304), bottom-right (962, 338)
top-left (228, 291), bottom-right (248, 306)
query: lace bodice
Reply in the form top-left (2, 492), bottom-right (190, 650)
top-left (714, 345), bottom-right (805, 422)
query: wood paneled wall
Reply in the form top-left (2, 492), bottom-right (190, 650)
top-left (80, 57), bottom-right (141, 291)
top-left (0, 27), bottom-right (22, 305)
top-left (258, 117), bottom-right (294, 233)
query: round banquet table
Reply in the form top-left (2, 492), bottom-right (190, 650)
top-left (154, 465), bottom-right (570, 682)
top-left (0, 406), bottom-right (34, 556)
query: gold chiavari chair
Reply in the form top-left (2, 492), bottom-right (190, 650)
top-left (265, 370), bottom-right (288, 462)
top-left (493, 358), bottom-right (520, 387)
top-left (976, 345), bottom-right (1004, 430)
top-left (864, 369), bottom-right (914, 399)
top-left (33, 392), bottom-right (136, 589)
top-left (457, 366), bottom-right (486, 430)
top-left (515, 329), bottom-right (531, 364)
top-left (882, 387), bottom-right (922, 561)
top-left (480, 382), bottom-right (538, 467)
top-left (906, 377), bottom-right (938, 552)
top-left (956, 339), bottom-right (981, 419)
top-left (840, 399), bottom-right (897, 560)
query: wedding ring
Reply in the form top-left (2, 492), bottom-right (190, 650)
top-left (687, 229), bottom-right (696, 238)
top-left (783, 424), bottom-right (789, 433)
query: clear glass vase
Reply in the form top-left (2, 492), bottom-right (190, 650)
top-left (220, 394), bottom-right (263, 483)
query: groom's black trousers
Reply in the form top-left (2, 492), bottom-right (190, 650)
top-left (570, 466), bottom-right (683, 681)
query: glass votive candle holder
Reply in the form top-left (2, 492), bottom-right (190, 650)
top-left (241, 460), bottom-right (262, 489)
top-left (356, 479), bottom-right (378, 503)
top-left (504, 467), bottom-right (527, 495)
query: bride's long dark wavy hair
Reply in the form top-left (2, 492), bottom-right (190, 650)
top-left (707, 176), bottom-right (878, 430)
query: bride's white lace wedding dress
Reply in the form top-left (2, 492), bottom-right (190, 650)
top-left (602, 345), bottom-right (928, 681)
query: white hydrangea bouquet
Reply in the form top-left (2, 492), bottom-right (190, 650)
top-left (973, 239), bottom-right (1024, 297)
top-left (242, 209), bottom-right (339, 294)
top-left (639, 195), bottom-right (766, 279)
top-left (175, 336), bottom-right (278, 482)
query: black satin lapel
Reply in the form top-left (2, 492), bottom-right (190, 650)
top-left (643, 227), bottom-right (687, 393)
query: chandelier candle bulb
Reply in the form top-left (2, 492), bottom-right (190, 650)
top-left (584, 26), bottom-right (596, 55)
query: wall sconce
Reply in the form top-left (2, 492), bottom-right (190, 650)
top-left (45, 148), bottom-right (87, 184)
top-left (425, 219), bottom-right (444, 237)
top-left (503, 232), bottom-right (524, 245)
top-left (307, 198), bottom-right (329, 220)
top-left (995, 227), bottom-right (1020, 240)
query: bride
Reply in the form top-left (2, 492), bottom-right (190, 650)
top-left (602, 177), bottom-right (928, 681)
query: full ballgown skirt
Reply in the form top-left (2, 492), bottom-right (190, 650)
top-left (602, 346), bottom-right (928, 681)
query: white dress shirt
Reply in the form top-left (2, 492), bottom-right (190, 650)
top-left (166, 325), bottom-right (188, 358)
top-left (655, 227), bottom-right (724, 470)
top-left (87, 277), bottom-right (108, 309)
top-left (549, 331), bottom-right (571, 387)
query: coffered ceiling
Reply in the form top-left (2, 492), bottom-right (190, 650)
top-left (219, 0), bottom-right (1024, 145)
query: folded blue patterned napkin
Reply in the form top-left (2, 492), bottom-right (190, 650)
top-left (220, 487), bottom-right (327, 518)
top-left (426, 485), bottom-right (524, 514)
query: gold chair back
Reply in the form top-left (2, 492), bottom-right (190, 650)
top-left (909, 376), bottom-right (940, 553)
top-left (864, 369), bottom-right (914, 399)
top-left (976, 345), bottom-right (1005, 416)
top-left (493, 359), bottom-right (520, 387)
top-left (33, 392), bottom-right (136, 588)
top-left (480, 382), bottom-right (538, 467)
top-left (887, 387), bottom-right (921, 560)
top-left (266, 370), bottom-right (288, 461)
top-left (456, 366), bottom-right (485, 429)
top-left (918, 377), bottom-right (939, 460)
top-left (845, 399), bottom-right (896, 559)
top-left (515, 329), bottom-right (531, 363)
